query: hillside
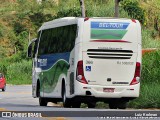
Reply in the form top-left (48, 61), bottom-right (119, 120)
top-left (0, 0), bottom-right (160, 60)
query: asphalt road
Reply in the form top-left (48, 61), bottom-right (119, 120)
top-left (0, 85), bottom-right (159, 120)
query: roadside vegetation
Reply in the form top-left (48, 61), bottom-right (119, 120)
top-left (128, 51), bottom-right (160, 108)
top-left (0, 0), bottom-right (160, 108)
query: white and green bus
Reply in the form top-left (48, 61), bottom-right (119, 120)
top-left (27, 17), bottom-right (141, 109)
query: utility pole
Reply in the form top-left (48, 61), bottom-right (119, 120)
top-left (79, 0), bottom-right (86, 17)
top-left (115, 0), bottom-right (119, 17)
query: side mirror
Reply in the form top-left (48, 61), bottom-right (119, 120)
top-left (27, 38), bottom-right (37, 58)
top-left (27, 44), bottom-right (32, 58)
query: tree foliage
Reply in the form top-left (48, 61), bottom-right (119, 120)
top-left (0, 0), bottom-right (159, 60)
top-left (121, 0), bottom-right (146, 25)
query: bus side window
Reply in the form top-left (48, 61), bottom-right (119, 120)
top-left (68, 25), bottom-right (77, 51)
top-left (37, 24), bottom-right (77, 55)
top-left (48, 37), bottom-right (56, 54)
top-left (38, 30), bottom-right (49, 56)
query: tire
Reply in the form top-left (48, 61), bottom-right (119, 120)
top-left (72, 102), bottom-right (81, 108)
top-left (36, 81), bottom-right (40, 97)
top-left (87, 102), bottom-right (96, 108)
top-left (37, 82), bottom-right (47, 106)
top-left (117, 101), bottom-right (127, 109)
top-left (109, 102), bottom-right (118, 109)
top-left (2, 85), bottom-right (6, 92)
top-left (39, 97), bottom-right (47, 106)
top-left (109, 99), bottom-right (127, 109)
top-left (62, 85), bottom-right (71, 108)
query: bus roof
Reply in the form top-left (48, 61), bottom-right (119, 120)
top-left (38, 17), bottom-right (133, 31)
top-left (38, 17), bottom-right (78, 31)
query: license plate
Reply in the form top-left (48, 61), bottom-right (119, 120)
top-left (103, 88), bottom-right (115, 92)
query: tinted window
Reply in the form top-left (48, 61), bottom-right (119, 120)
top-left (38, 24), bottom-right (77, 55)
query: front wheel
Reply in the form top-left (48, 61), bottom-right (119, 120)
top-left (37, 83), bottom-right (47, 106)
top-left (39, 97), bottom-right (47, 106)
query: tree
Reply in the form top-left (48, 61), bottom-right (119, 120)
top-left (115, 0), bottom-right (119, 17)
top-left (115, 0), bottom-right (124, 17)
top-left (79, 0), bottom-right (85, 17)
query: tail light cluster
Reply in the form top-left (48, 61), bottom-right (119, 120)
top-left (131, 19), bottom-right (137, 23)
top-left (130, 62), bottom-right (141, 85)
top-left (76, 60), bottom-right (88, 84)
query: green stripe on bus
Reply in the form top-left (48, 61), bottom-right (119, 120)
top-left (91, 29), bottom-right (127, 40)
top-left (39, 60), bottom-right (68, 93)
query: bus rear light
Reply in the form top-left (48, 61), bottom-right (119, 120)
top-left (84, 17), bottom-right (89, 21)
top-left (130, 78), bottom-right (139, 85)
top-left (131, 19), bottom-right (136, 23)
top-left (130, 62), bottom-right (141, 85)
top-left (135, 62), bottom-right (140, 77)
top-left (76, 60), bottom-right (88, 84)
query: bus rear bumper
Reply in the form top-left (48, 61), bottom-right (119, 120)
top-left (74, 83), bottom-right (140, 99)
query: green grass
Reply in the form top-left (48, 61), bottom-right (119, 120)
top-left (129, 83), bottom-right (160, 108)
top-left (128, 51), bottom-right (160, 108)
top-left (141, 51), bottom-right (160, 83)
top-left (142, 29), bottom-right (160, 48)
top-left (6, 60), bottom-right (32, 85)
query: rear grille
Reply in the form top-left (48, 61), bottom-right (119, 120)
top-left (87, 49), bottom-right (133, 59)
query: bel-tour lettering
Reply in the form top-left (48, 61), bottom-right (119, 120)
top-left (99, 23), bottom-right (124, 29)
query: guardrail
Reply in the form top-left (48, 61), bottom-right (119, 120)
top-left (142, 48), bottom-right (158, 55)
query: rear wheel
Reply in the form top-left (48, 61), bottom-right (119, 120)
top-left (117, 100), bottom-right (127, 109)
top-left (87, 102), bottom-right (96, 108)
top-left (109, 101), bottom-right (118, 109)
top-left (109, 99), bottom-right (127, 109)
top-left (62, 84), bottom-right (71, 108)
top-left (72, 102), bottom-right (81, 108)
